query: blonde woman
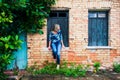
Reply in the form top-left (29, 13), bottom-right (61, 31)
top-left (48, 24), bottom-right (65, 69)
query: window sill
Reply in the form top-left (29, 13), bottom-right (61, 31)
top-left (86, 46), bottom-right (113, 50)
top-left (42, 47), bottom-right (69, 51)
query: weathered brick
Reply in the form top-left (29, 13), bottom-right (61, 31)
top-left (27, 0), bottom-right (120, 69)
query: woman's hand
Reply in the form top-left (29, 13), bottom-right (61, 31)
top-left (62, 45), bottom-right (65, 49)
top-left (48, 46), bottom-right (51, 50)
top-left (48, 41), bottom-right (51, 50)
top-left (61, 40), bottom-right (65, 49)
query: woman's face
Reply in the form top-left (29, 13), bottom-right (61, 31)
top-left (55, 26), bottom-right (60, 32)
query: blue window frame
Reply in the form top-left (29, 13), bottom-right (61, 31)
top-left (88, 11), bottom-right (108, 46)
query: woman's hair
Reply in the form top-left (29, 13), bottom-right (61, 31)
top-left (52, 24), bottom-right (60, 31)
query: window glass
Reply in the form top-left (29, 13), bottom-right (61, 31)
top-left (59, 13), bottom-right (67, 17)
top-left (49, 12), bottom-right (57, 17)
top-left (89, 13), bottom-right (97, 18)
top-left (98, 13), bottom-right (106, 18)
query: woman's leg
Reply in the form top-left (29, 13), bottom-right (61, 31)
top-left (56, 42), bottom-right (62, 64)
top-left (51, 43), bottom-right (57, 59)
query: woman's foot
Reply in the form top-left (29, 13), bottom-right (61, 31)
top-left (56, 64), bottom-right (60, 70)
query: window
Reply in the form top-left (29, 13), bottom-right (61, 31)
top-left (89, 13), bottom-right (97, 18)
top-left (49, 12), bottom-right (57, 17)
top-left (98, 13), bottom-right (106, 18)
top-left (88, 11), bottom-right (108, 46)
top-left (47, 11), bottom-right (69, 47)
top-left (59, 12), bottom-right (67, 17)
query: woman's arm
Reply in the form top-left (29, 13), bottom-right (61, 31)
top-left (48, 41), bottom-right (51, 50)
top-left (60, 31), bottom-right (65, 47)
top-left (61, 40), bottom-right (65, 48)
top-left (48, 32), bottom-right (52, 50)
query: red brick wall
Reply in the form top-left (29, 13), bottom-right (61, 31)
top-left (27, 0), bottom-right (120, 69)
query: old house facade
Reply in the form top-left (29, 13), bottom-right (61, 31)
top-left (10, 0), bottom-right (120, 69)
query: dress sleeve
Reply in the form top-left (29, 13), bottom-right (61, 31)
top-left (49, 32), bottom-right (52, 41)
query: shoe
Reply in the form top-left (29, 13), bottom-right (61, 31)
top-left (56, 65), bottom-right (60, 70)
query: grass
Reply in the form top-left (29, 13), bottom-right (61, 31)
top-left (26, 61), bottom-right (88, 78)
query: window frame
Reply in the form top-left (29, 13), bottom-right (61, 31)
top-left (47, 10), bottom-right (69, 47)
top-left (88, 11), bottom-right (109, 47)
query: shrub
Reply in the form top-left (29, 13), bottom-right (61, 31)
top-left (113, 63), bottom-right (120, 73)
top-left (0, 0), bottom-right (56, 79)
top-left (93, 62), bottom-right (101, 73)
top-left (0, 54), bottom-right (13, 79)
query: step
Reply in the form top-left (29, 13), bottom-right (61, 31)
top-left (6, 75), bottom-right (22, 80)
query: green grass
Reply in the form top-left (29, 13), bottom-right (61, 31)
top-left (26, 61), bottom-right (88, 78)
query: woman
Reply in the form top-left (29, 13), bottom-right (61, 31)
top-left (48, 24), bottom-right (65, 70)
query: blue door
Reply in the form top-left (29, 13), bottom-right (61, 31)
top-left (7, 33), bottom-right (27, 70)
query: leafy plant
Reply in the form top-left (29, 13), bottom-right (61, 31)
top-left (113, 63), bottom-right (120, 73)
top-left (0, 0), bottom-right (56, 79)
top-left (0, 54), bottom-right (13, 79)
top-left (0, 0), bottom-right (56, 34)
top-left (93, 62), bottom-right (101, 73)
top-left (26, 61), bottom-right (87, 77)
top-left (0, 35), bottom-right (23, 53)
top-left (60, 63), bottom-right (87, 77)
top-left (0, 11), bottom-right (13, 23)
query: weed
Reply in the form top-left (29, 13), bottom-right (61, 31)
top-left (113, 63), bottom-right (120, 73)
top-left (93, 62), bottom-right (101, 73)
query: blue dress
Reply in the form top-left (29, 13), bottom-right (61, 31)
top-left (49, 30), bottom-right (63, 43)
top-left (49, 30), bottom-right (63, 64)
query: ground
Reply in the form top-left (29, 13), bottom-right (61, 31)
top-left (21, 71), bottom-right (120, 80)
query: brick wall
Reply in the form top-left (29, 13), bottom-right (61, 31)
top-left (27, 0), bottom-right (120, 69)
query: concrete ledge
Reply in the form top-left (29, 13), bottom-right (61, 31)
top-left (7, 75), bottom-right (22, 80)
top-left (86, 46), bottom-right (113, 50)
top-left (42, 47), bottom-right (69, 51)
